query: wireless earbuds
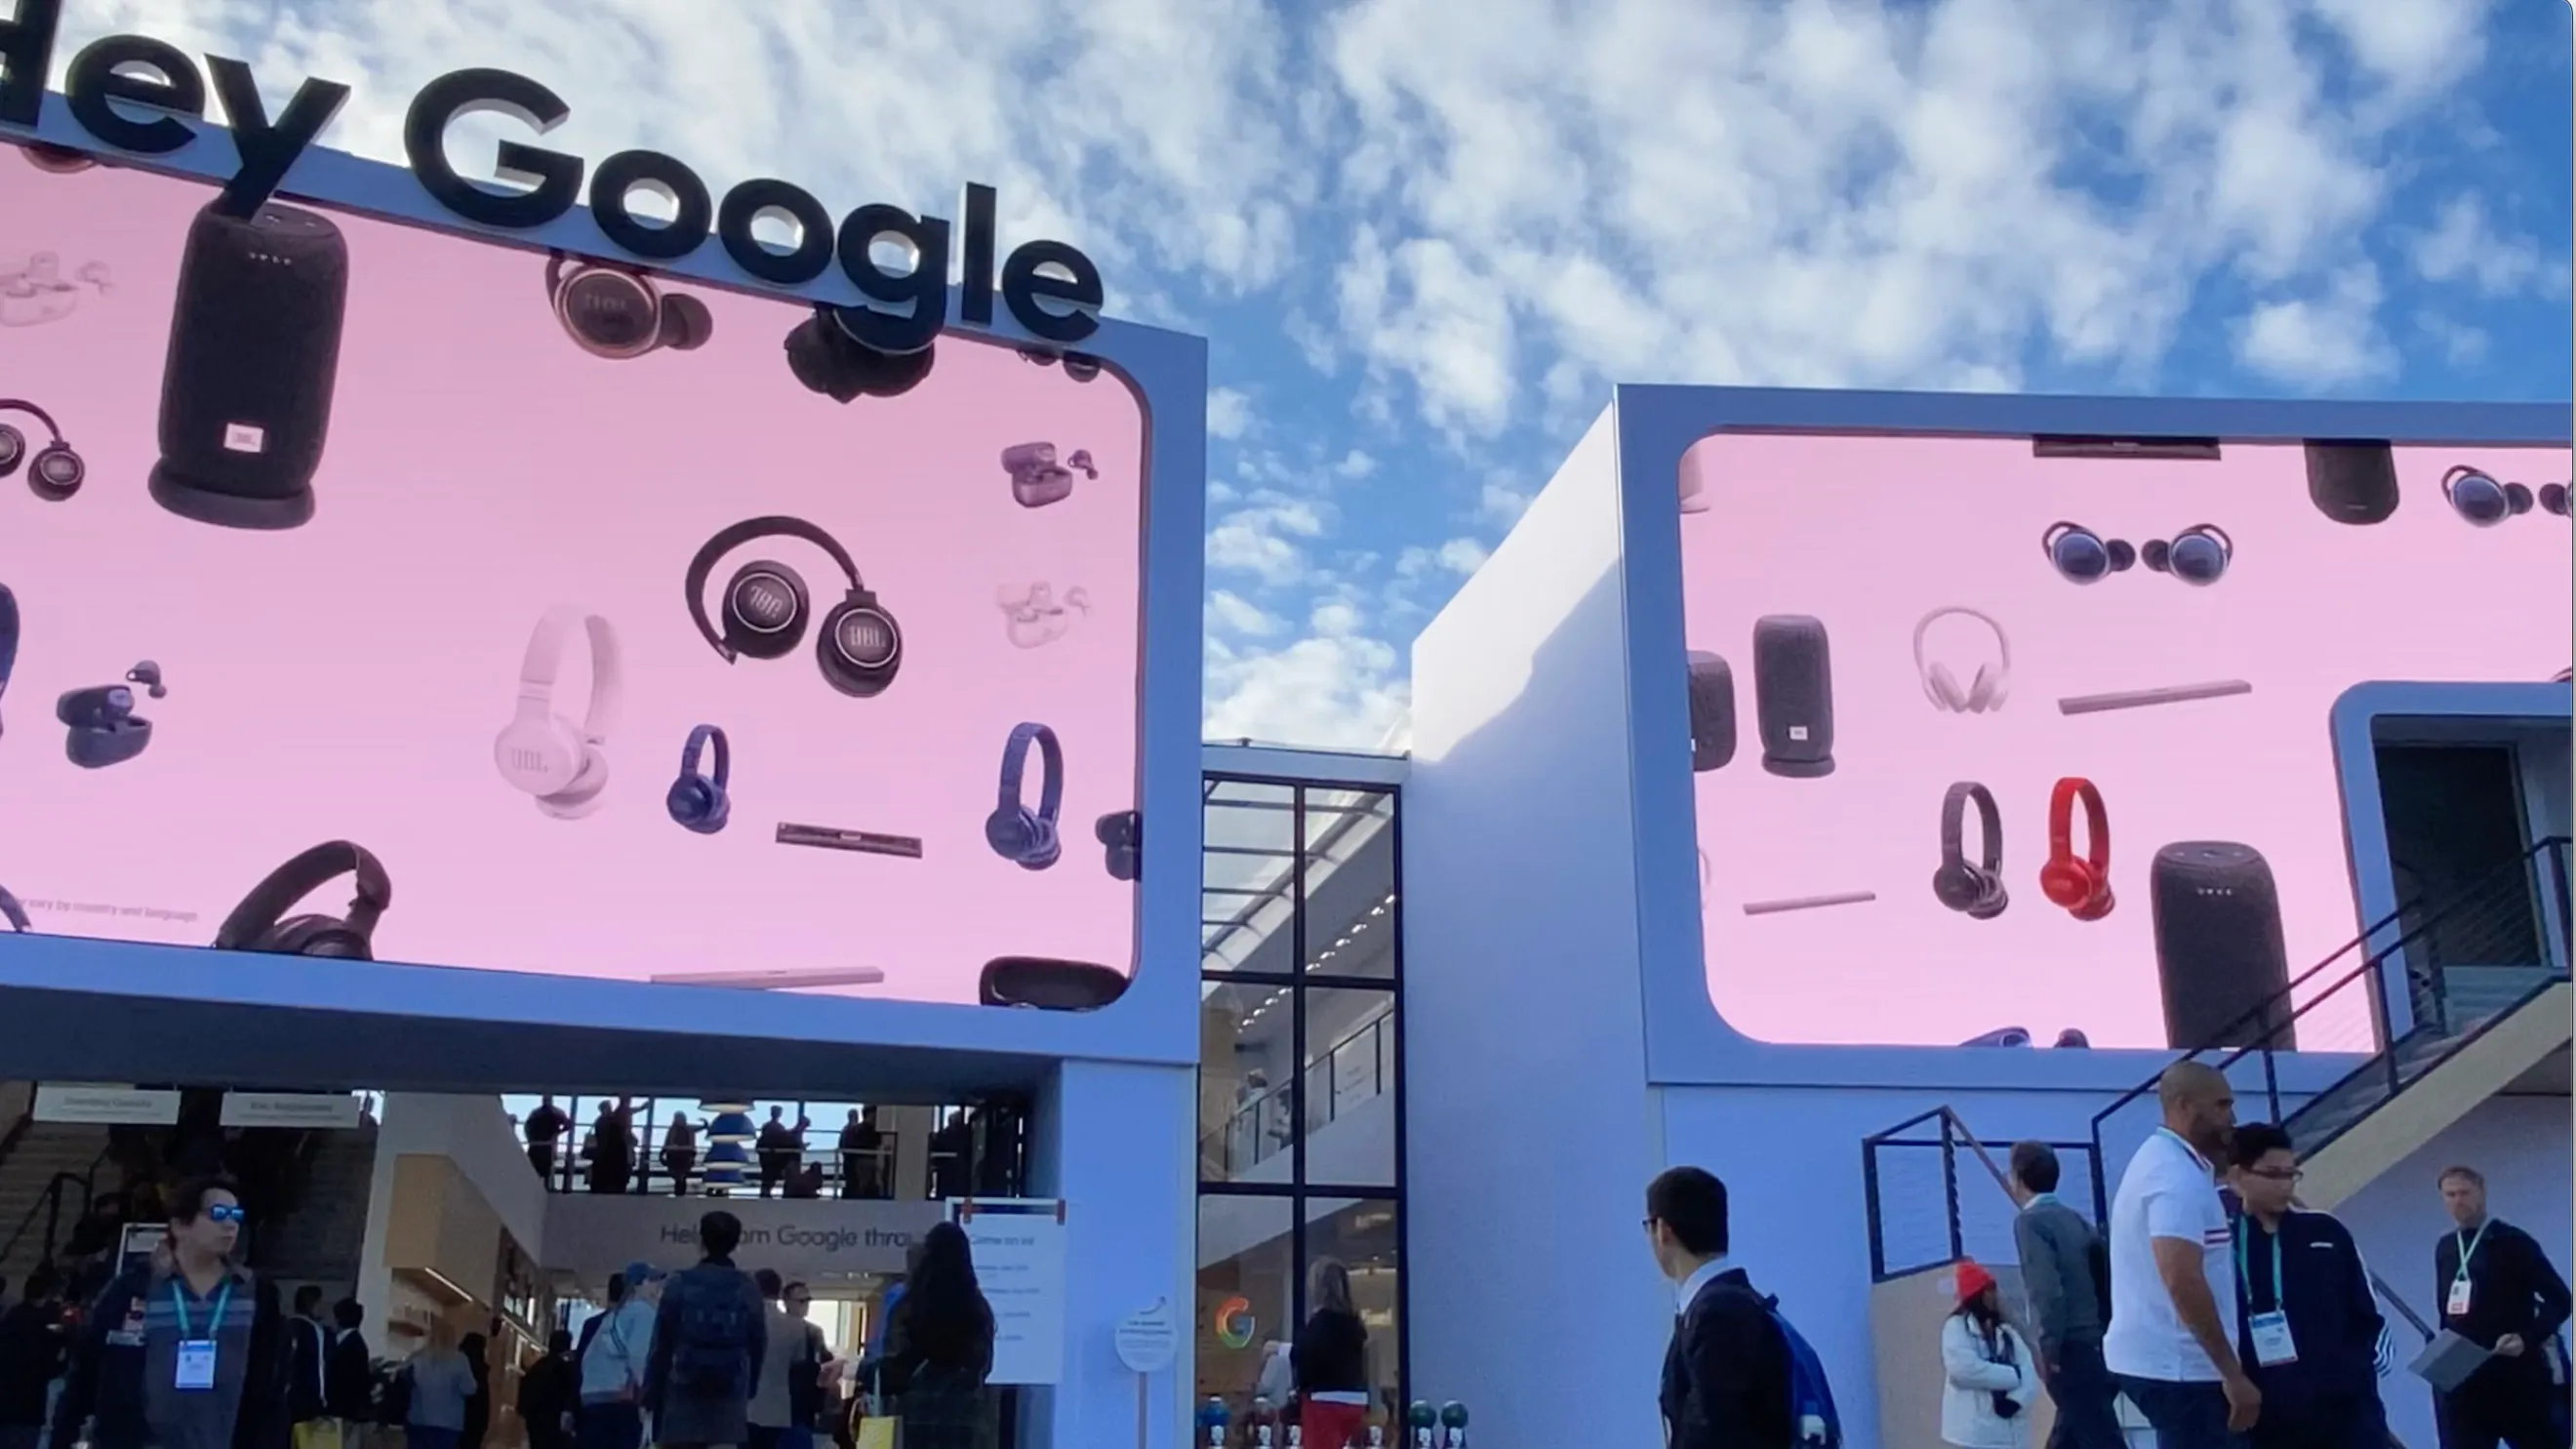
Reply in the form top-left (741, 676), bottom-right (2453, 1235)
top-left (1001, 444), bottom-right (1097, 509)
top-left (125, 660), bottom-right (166, 700)
top-left (785, 305), bottom-right (935, 402)
top-left (2041, 521), bottom-right (2232, 586)
top-left (546, 252), bottom-right (711, 360)
top-left (57, 683), bottom-right (150, 769)
top-left (2443, 466), bottom-right (2570, 527)
top-left (1095, 811), bottom-right (1141, 882)
top-left (0, 399), bottom-right (85, 500)
top-left (666, 724), bottom-right (732, 835)
top-left (1018, 346), bottom-right (1103, 383)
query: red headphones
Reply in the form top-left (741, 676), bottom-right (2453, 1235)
top-left (2040, 777), bottom-right (2113, 920)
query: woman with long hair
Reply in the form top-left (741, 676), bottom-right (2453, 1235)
top-left (882, 1222), bottom-right (996, 1449)
top-left (1293, 1259), bottom-right (1371, 1449)
top-left (1939, 1262), bottom-right (2034, 1449)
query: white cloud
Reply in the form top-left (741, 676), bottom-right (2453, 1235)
top-left (2236, 264), bottom-right (2396, 387)
top-left (1206, 589), bottom-right (1284, 636)
top-left (1334, 449), bottom-right (1378, 479)
top-left (1207, 386), bottom-right (1254, 440)
top-left (2410, 195), bottom-right (2572, 299)
top-left (1475, 482), bottom-right (1531, 529)
top-left (2413, 311), bottom-right (2488, 367)
top-left (1205, 494), bottom-right (1330, 587)
top-left (1203, 632), bottom-right (1409, 748)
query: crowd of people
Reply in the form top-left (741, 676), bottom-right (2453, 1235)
top-left (4, 1178), bottom-right (1002, 1449)
top-left (1646, 1062), bottom-right (2573, 1449)
top-left (515, 1101), bottom-right (978, 1204)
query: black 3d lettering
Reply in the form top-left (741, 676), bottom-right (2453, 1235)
top-left (956, 182), bottom-right (997, 326)
top-left (833, 203), bottom-right (949, 355)
top-left (206, 58), bottom-right (349, 219)
top-left (403, 68), bottom-right (582, 229)
top-left (716, 178), bottom-right (835, 286)
top-left (588, 149), bottom-right (711, 260)
top-left (1000, 239), bottom-right (1105, 344)
top-left (0, 0), bottom-right (62, 127)
top-left (64, 34), bottom-right (203, 154)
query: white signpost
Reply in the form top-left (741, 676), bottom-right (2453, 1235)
top-left (1116, 1299), bottom-right (1180, 1449)
top-left (946, 1197), bottom-right (1067, 1387)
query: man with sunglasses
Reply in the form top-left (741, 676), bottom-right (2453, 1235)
top-left (52, 1175), bottom-right (293, 1449)
top-left (2226, 1125), bottom-right (2389, 1449)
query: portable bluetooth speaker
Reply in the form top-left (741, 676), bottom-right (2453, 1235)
top-left (2150, 841), bottom-right (2294, 1050)
top-left (1685, 650), bottom-right (1736, 773)
top-left (2304, 440), bottom-right (2399, 527)
top-left (1751, 615), bottom-right (1834, 778)
top-left (150, 199), bottom-right (350, 530)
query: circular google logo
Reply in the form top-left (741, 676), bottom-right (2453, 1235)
top-left (1214, 1296), bottom-right (1256, 1349)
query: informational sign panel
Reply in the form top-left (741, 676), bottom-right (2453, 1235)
top-left (33, 1082), bottom-right (180, 1123)
top-left (949, 1197), bottom-right (1067, 1386)
top-left (221, 1091), bottom-right (364, 1128)
top-left (546, 1192), bottom-right (946, 1285)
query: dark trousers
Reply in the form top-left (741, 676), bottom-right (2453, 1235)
top-left (2044, 1337), bottom-right (2128, 1449)
top-left (664, 1149), bottom-right (696, 1196)
top-left (579, 1401), bottom-right (644, 1449)
top-left (2248, 1399), bottom-right (2388, 1449)
top-left (2442, 1375), bottom-right (2563, 1449)
top-left (2117, 1375), bottom-right (2244, 1449)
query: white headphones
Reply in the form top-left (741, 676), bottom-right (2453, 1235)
top-left (492, 607), bottom-right (624, 820)
top-left (1912, 606), bottom-right (2012, 714)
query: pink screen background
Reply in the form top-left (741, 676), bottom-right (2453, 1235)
top-left (1678, 432), bottom-right (2572, 1049)
top-left (0, 148), bottom-right (1145, 1001)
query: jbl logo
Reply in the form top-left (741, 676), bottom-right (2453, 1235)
top-left (506, 748), bottom-right (546, 773)
top-left (222, 423), bottom-right (266, 454)
top-left (1788, 725), bottom-right (1809, 742)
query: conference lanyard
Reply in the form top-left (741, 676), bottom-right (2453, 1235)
top-left (171, 1278), bottom-right (233, 1341)
top-left (2455, 1222), bottom-right (2491, 1284)
top-left (2234, 1222), bottom-right (2285, 1311)
top-left (171, 1278), bottom-right (233, 1393)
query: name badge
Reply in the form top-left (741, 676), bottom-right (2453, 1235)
top-left (2448, 1277), bottom-right (2475, 1318)
top-left (176, 1338), bottom-right (219, 1391)
top-left (2248, 1310), bottom-right (2298, 1367)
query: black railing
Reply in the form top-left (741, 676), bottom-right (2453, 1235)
top-left (0, 1144), bottom-right (110, 1273)
top-left (2087, 836), bottom-right (2571, 1224)
top-left (1861, 1106), bottom-right (2102, 1282)
top-left (523, 1113), bottom-right (902, 1199)
top-left (1203, 1010), bottom-right (1396, 1176)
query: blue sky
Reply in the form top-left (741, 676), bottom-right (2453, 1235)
top-left (65, 0), bottom-right (2575, 748)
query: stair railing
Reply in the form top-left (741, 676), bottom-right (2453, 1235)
top-left (1860, 1106), bottom-right (2104, 1283)
top-left (0, 1142), bottom-right (111, 1272)
top-left (2087, 836), bottom-right (2571, 1223)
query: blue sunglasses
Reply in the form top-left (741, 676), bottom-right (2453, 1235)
top-left (203, 1203), bottom-right (247, 1226)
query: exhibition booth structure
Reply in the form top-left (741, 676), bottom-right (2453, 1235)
top-left (1399, 387), bottom-right (2574, 1449)
top-left (0, 15), bottom-right (1212, 1446)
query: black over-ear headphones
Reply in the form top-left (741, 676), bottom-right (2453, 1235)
top-left (1933, 781), bottom-right (2009, 920)
top-left (545, 252), bottom-right (711, 360)
top-left (213, 841), bottom-right (391, 958)
top-left (785, 305), bottom-right (936, 402)
top-left (684, 516), bottom-right (903, 698)
top-left (0, 399), bottom-right (85, 500)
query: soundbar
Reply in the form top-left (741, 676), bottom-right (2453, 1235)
top-left (776, 823), bottom-right (924, 858)
top-left (650, 966), bottom-right (888, 989)
top-left (2032, 436), bottom-right (2223, 461)
top-left (2058, 680), bottom-right (2253, 715)
top-left (1741, 890), bottom-right (1877, 916)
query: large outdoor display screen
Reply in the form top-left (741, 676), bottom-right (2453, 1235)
top-left (1677, 430), bottom-right (2571, 1050)
top-left (0, 141), bottom-right (1146, 1002)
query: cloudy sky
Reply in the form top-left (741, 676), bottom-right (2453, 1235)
top-left (48, 0), bottom-right (2573, 749)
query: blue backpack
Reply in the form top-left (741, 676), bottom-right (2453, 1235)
top-left (1761, 1300), bottom-right (1843, 1449)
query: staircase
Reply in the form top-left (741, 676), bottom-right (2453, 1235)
top-left (246, 1125), bottom-right (380, 1288)
top-left (2090, 835), bottom-right (2571, 1209)
top-left (0, 1120), bottom-right (115, 1285)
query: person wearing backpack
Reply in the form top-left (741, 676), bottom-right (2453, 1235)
top-left (646, 1213), bottom-right (768, 1449)
top-left (1647, 1166), bottom-right (1841, 1449)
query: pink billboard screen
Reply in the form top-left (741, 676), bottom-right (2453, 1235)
top-left (1677, 430), bottom-right (2570, 1050)
top-left (0, 141), bottom-right (1146, 1002)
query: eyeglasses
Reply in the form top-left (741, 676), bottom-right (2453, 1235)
top-left (2243, 1168), bottom-right (2302, 1184)
top-left (204, 1203), bottom-right (248, 1226)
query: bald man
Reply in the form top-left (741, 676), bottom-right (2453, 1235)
top-left (2105, 1063), bottom-right (2258, 1448)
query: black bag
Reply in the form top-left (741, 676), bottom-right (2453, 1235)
top-left (671, 1272), bottom-right (755, 1395)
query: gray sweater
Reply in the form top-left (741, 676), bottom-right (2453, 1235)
top-left (2012, 1196), bottom-right (2106, 1354)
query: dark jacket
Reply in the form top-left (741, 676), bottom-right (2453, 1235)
top-left (646, 1259), bottom-right (768, 1448)
top-left (880, 1294), bottom-right (994, 1449)
top-left (324, 1329), bottom-right (374, 1421)
top-left (1291, 1308), bottom-right (1368, 1395)
top-left (0, 1300), bottom-right (64, 1427)
top-left (1661, 1268), bottom-right (1793, 1449)
top-left (2233, 1211), bottom-right (2385, 1423)
top-left (287, 1316), bottom-right (332, 1422)
top-left (2435, 1218), bottom-right (2573, 1399)
top-left (516, 1352), bottom-right (579, 1443)
top-left (52, 1260), bottom-right (291, 1449)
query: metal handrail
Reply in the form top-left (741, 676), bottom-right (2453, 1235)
top-left (1859, 1106), bottom-right (2100, 1283)
top-left (1203, 1009), bottom-right (1394, 1174)
top-left (0, 1143), bottom-right (110, 1270)
top-left (2087, 837), bottom-right (2570, 1223)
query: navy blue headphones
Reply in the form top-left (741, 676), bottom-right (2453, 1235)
top-left (986, 722), bottom-right (1064, 870)
top-left (667, 724), bottom-right (732, 835)
top-left (0, 582), bottom-right (16, 739)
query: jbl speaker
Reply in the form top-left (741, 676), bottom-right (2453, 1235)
top-left (2150, 842), bottom-right (2295, 1050)
top-left (2304, 440), bottom-right (2399, 527)
top-left (150, 200), bottom-right (350, 530)
top-left (1751, 615), bottom-right (1834, 779)
top-left (1686, 650), bottom-right (1736, 772)
top-left (980, 956), bottom-right (1132, 1011)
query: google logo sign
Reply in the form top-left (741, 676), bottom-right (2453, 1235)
top-left (1214, 1296), bottom-right (1257, 1349)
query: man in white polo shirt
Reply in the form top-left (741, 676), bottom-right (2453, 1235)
top-left (2105, 1062), bottom-right (2260, 1447)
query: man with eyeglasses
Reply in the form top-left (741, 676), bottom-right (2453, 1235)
top-left (2225, 1124), bottom-right (2389, 1449)
top-left (51, 1175), bottom-right (293, 1449)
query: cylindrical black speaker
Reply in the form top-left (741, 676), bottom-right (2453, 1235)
top-left (2150, 841), bottom-right (2295, 1050)
top-left (1686, 650), bottom-right (1736, 773)
top-left (2304, 440), bottom-right (2399, 527)
top-left (150, 200), bottom-right (350, 530)
top-left (1751, 615), bottom-right (1835, 778)
top-left (980, 956), bottom-right (1131, 1011)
